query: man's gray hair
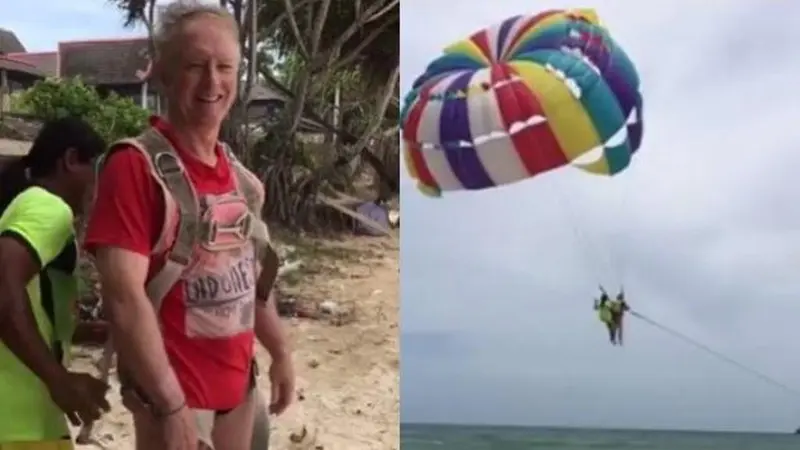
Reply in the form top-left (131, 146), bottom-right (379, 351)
top-left (154, 0), bottom-right (239, 58)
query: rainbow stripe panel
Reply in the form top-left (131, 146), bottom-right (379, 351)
top-left (400, 9), bottom-right (644, 197)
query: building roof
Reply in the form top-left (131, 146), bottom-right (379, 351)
top-left (0, 32), bottom-right (330, 132)
top-left (58, 37), bottom-right (151, 85)
top-left (245, 84), bottom-right (327, 133)
top-left (0, 55), bottom-right (45, 78)
top-left (6, 51), bottom-right (58, 77)
top-left (249, 84), bottom-right (288, 103)
top-left (0, 28), bottom-right (25, 54)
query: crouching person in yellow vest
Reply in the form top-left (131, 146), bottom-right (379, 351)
top-left (0, 118), bottom-right (110, 449)
top-left (593, 291), bottom-right (616, 345)
top-left (83, 4), bottom-right (295, 450)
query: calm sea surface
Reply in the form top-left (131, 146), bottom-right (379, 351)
top-left (401, 424), bottom-right (800, 450)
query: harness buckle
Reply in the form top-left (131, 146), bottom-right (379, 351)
top-left (153, 152), bottom-right (184, 178)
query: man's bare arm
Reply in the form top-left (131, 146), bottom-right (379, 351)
top-left (254, 293), bottom-right (289, 361)
top-left (94, 247), bottom-right (184, 411)
top-left (254, 245), bottom-right (288, 359)
top-left (0, 238), bottom-right (69, 389)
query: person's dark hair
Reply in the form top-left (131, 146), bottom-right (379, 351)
top-left (0, 116), bottom-right (105, 213)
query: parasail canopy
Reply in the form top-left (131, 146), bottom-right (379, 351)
top-left (400, 9), bottom-right (644, 197)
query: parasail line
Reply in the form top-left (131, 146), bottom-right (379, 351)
top-left (629, 310), bottom-right (800, 398)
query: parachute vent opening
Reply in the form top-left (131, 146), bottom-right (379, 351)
top-left (411, 75), bottom-right (552, 151)
top-left (410, 88), bottom-right (639, 155)
top-left (412, 115), bottom-right (548, 152)
top-left (419, 75), bottom-right (523, 102)
top-left (543, 38), bottom-right (612, 101)
top-left (627, 107), bottom-right (639, 125)
top-left (572, 146), bottom-right (605, 165)
top-left (544, 63), bottom-right (583, 99)
top-left (560, 42), bottom-right (603, 75)
top-left (572, 115), bottom-right (632, 166)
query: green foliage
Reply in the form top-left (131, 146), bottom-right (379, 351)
top-left (7, 91), bottom-right (30, 114)
top-left (15, 77), bottom-right (149, 143)
top-left (276, 51), bottom-right (393, 137)
top-left (259, 0), bottom-right (399, 86)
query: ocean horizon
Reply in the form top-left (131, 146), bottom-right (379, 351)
top-left (401, 423), bottom-right (800, 449)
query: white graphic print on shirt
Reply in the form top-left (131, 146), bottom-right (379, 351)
top-left (182, 193), bottom-right (257, 339)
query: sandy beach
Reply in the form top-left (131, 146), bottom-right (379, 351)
top-left (69, 233), bottom-right (399, 450)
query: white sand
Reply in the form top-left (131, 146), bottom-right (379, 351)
top-left (70, 235), bottom-right (399, 450)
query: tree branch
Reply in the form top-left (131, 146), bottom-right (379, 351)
top-left (241, 0), bottom-right (259, 164)
top-left (333, 64), bottom-right (398, 187)
top-left (260, 72), bottom-right (397, 192)
top-left (328, 12), bottom-right (396, 74)
top-left (258, 0), bottom-right (319, 42)
top-left (308, 0), bottom-right (397, 74)
top-left (287, 0), bottom-right (331, 135)
top-left (365, 0), bottom-right (398, 23)
top-left (280, 0), bottom-right (310, 60)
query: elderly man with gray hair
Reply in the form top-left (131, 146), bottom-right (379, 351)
top-left (84, 1), bottom-right (295, 449)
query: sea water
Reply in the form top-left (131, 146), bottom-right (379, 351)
top-left (401, 424), bottom-right (800, 450)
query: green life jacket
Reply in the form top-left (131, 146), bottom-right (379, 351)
top-left (0, 187), bottom-right (78, 442)
top-left (597, 302), bottom-right (612, 323)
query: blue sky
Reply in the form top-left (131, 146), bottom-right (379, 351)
top-left (400, 0), bottom-right (800, 432)
top-left (3, 1), bottom-right (150, 52)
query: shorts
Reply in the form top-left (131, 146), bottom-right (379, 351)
top-left (121, 362), bottom-right (259, 449)
top-left (120, 361), bottom-right (257, 416)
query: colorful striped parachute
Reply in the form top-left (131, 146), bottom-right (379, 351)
top-left (400, 9), bottom-right (643, 197)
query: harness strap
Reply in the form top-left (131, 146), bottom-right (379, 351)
top-left (222, 144), bottom-right (271, 255)
top-left (223, 145), bottom-right (263, 214)
top-left (99, 132), bottom-right (272, 309)
top-left (86, 130), bottom-right (275, 443)
top-left (128, 129), bottom-right (201, 310)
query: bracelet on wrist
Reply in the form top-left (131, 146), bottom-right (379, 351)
top-left (153, 399), bottom-right (186, 418)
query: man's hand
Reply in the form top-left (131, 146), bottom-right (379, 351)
top-left (120, 384), bottom-right (151, 416)
top-left (47, 371), bottom-right (111, 426)
top-left (268, 355), bottom-right (295, 415)
top-left (120, 384), bottom-right (196, 450)
top-left (254, 287), bottom-right (293, 415)
top-left (161, 406), bottom-right (199, 450)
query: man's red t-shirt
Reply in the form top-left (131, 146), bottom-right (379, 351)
top-left (84, 116), bottom-right (255, 410)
